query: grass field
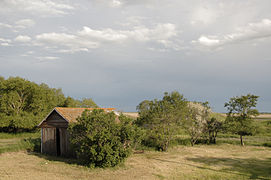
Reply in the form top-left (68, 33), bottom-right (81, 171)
top-left (0, 114), bottom-right (270, 179)
top-left (0, 145), bottom-right (270, 180)
top-left (0, 132), bottom-right (40, 154)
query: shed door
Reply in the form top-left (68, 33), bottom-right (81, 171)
top-left (56, 128), bottom-right (61, 156)
top-left (42, 128), bottom-right (57, 155)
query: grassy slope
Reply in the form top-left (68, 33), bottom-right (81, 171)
top-left (0, 145), bottom-right (270, 180)
top-left (0, 132), bottom-right (40, 154)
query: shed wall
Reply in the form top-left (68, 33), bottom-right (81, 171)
top-left (41, 110), bottom-right (68, 128)
top-left (42, 128), bottom-right (57, 156)
top-left (39, 109), bottom-right (75, 157)
top-left (59, 128), bottom-right (73, 157)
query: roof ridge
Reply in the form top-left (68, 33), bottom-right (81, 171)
top-left (55, 107), bottom-right (115, 110)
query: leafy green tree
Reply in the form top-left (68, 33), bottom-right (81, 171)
top-left (80, 98), bottom-right (98, 108)
top-left (198, 102), bottom-right (223, 144)
top-left (136, 91), bottom-right (188, 151)
top-left (183, 105), bottom-right (206, 146)
top-left (63, 96), bottom-right (81, 107)
top-left (63, 97), bottom-right (98, 108)
top-left (0, 76), bottom-right (98, 132)
top-left (0, 76), bottom-right (4, 84)
top-left (182, 102), bottom-right (223, 146)
top-left (0, 77), bottom-right (66, 132)
top-left (69, 109), bottom-right (134, 167)
top-left (206, 117), bottom-right (222, 144)
top-left (224, 94), bottom-right (259, 146)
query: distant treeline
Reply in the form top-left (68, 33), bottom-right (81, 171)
top-left (0, 76), bottom-right (98, 132)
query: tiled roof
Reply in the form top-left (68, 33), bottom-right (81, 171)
top-left (55, 107), bottom-right (115, 123)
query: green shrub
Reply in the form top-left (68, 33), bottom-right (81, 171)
top-left (262, 142), bottom-right (271, 147)
top-left (171, 137), bottom-right (191, 146)
top-left (23, 137), bottom-right (41, 152)
top-left (136, 91), bottom-right (188, 151)
top-left (69, 109), bottom-right (139, 168)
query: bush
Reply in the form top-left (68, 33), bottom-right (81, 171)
top-left (23, 137), bottom-right (41, 152)
top-left (263, 142), bottom-right (271, 148)
top-left (69, 109), bottom-right (138, 168)
top-left (136, 91), bottom-right (188, 151)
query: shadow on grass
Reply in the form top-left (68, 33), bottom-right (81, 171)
top-left (185, 156), bottom-right (271, 180)
top-left (27, 151), bottom-right (84, 167)
top-left (151, 156), bottom-right (271, 179)
top-left (28, 151), bottom-right (127, 170)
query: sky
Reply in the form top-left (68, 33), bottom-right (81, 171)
top-left (0, 0), bottom-right (271, 112)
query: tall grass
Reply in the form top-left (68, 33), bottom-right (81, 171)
top-left (0, 132), bottom-right (40, 154)
top-left (0, 132), bottom-right (40, 139)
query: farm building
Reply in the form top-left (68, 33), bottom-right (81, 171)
top-left (38, 107), bottom-right (115, 157)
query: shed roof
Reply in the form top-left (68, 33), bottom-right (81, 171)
top-left (38, 107), bottom-right (116, 127)
top-left (55, 107), bottom-right (115, 123)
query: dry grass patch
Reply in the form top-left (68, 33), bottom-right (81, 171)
top-left (0, 145), bottom-right (270, 180)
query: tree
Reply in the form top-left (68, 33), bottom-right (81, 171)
top-left (0, 76), bottom-right (99, 132)
top-left (0, 77), bottom-right (66, 132)
top-left (69, 109), bottom-right (135, 167)
top-left (183, 104), bottom-right (206, 146)
top-left (136, 91), bottom-right (188, 151)
top-left (63, 96), bottom-right (81, 107)
top-left (80, 98), bottom-right (98, 108)
top-left (206, 117), bottom-right (222, 144)
top-left (63, 97), bottom-right (98, 108)
top-left (198, 102), bottom-right (223, 144)
top-left (182, 102), bottom-right (223, 146)
top-left (224, 94), bottom-right (259, 146)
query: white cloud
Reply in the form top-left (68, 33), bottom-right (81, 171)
top-left (194, 19), bottom-right (271, 48)
top-left (0, 22), bottom-right (12, 29)
top-left (78, 27), bottom-right (128, 42)
top-left (197, 36), bottom-right (220, 46)
top-left (111, 0), bottom-right (122, 7)
top-left (0, 37), bottom-right (11, 46)
top-left (35, 23), bottom-right (179, 53)
top-left (14, 35), bottom-right (32, 42)
top-left (93, 0), bottom-right (155, 8)
top-left (80, 23), bottom-right (178, 43)
top-left (36, 32), bottom-right (99, 53)
top-left (0, 0), bottom-right (74, 16)
top-left (15, 19), bottom-right (35, 28)
top-left (37, 56), bottom-right (60, 60)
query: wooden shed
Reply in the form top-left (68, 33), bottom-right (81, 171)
top-left (38, 107), bottom-right (115, 157)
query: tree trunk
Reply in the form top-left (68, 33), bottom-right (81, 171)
top-left (213, 131), bottom-right (217, 144)
top-left (190, 139), bottom-right (194, 146)
top-left (208, 131), bottom-right (212, 144)
top-left (240, 135), bottom-right (244, 146)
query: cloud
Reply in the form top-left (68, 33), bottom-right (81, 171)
top-left (78, 27), bottom-right (128, 42)
top-left (190, 6), bottom-right (219, 25)
top-left (37, 56), bottom-right (60, 60)
top-left (14, 35), bottom-right (32, 42)
top-left (78, 24), bottom-right (177, 43)
top-left (35, 23), bottom-right (179, 53)
top-left (15, 19), bottom-right (35, 28)
top-left (21, 51), bottom-right (34, 57)
top-left (93, 0), bottom-right (155, 8)
top-left (111, 0), bottom-right (122, 7)
top-left (193, 19), bottom-right (271, 48)
top-left (0, 19), bottom-right (35, 32)
top-left (0, 22), bottom-right (12, 29)
top-left (36, 32), bottom-right (99, 53)
top-left (197, 36), bottom-right (220, 46)
top-left (0, 0), bottom-right (74, 16)
top-left (0, 37), bottom-right (11, 46)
